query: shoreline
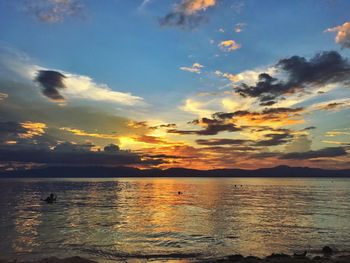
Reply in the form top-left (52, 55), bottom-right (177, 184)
top-left (2, 253), bottom-right (350, 263)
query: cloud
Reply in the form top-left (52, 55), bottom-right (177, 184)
top-left (0, 121), bottom-right (27, 143)
top-left (60, 72), bottom-right (144, 105)
top-left (168, 124), bottom-right (240, 136)
top-left (149, 123), bottom-right (177, 130)
top-left (0, 92), bottom-right (8, 101)
top-left (196, 138), bottom-right (252, 145)
top-left (33, 69), bottom-right (143, 105)
top-left (35, 70), bottom-right (66, 101)
top-left (127, 120), bottom-right (148, 129)
top-left (202, 145), bottom-right (259, 152)
top-left (139, 144), bottom-right (205, 168)
top-left (215, 70), bottom-right (241, 82)
top-left (322, 140), bottom-right (350, 146)
top-left (24, 0), bottom-right (84, 23)
top-left (180, 63), bottom-right (204, 74)
top-left (159, 0), bottom-right (217, 29)
top-left (325, 22), bottom-right (350, 48)
top-left (0, 145), bottom-right (142, 166)
top-left (195, 129), bottom-right (294, 148)
top-left (0, 121), bottom-right (47, 143)
top-left (321, 102), bottom-right (346, 110)
top-left (301, 126), bottom-right (316, 131)
top-left (60, 127), bottom-right (120, 140)
top-left (180, 98), bottom-right (215, 116)
top-left (312, 98), bottom-right (350, 111)
top-left (1, 47), bottom-right (144, 106)
top-left (234, 23), bottom-right (246, 33)
top-left (285, 135), bottom-right (312, 153)
top-left (20, 121), bottom-right (47, 139)
top-left (325, 129), bottom-right (350, 137)
top-left (133, 135), bottom-right (175, 145)
top-left (281, 147), bottom-right (347, 159)
top-left (53, 141), bottom-right (94, 152)
top-left (253, 132), bottom-right (293, 147)
top-left (213, 107), bottom-right (304, 126)
top-left (138, 0), bottom-right (153, 10)
top-left (218, 40), bottom-right (241, 52)
top-left (236, 51), bottom-right (350, 104)
top-left (172, 106), bottom-right (303, 140)
top-left (0, 120), bottom-right (145, 166)
top-left (168, 117), bottom-right (241, 135)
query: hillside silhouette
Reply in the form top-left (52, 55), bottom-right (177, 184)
top-left (0, 165), bottom-right (349, 178)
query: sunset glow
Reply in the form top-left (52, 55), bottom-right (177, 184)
top-left (0, 0), bottom-right (349, 171)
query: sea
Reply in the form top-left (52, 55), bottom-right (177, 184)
top-left (0, 177), bottom-right (350, 262)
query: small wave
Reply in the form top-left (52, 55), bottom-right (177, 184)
top-left (80, 247), bottom-right (202, 260)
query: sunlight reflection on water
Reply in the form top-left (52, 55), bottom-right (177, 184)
top-left (0, 177), bottom-right (350, 262)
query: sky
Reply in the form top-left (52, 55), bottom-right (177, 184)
top-left (0, 0), bottom-right (350, 170)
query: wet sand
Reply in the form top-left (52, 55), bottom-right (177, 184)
top-left (1, 254), bottom-right (350, 263)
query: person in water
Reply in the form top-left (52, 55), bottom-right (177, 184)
top-left (42, 193), bottom-right (57, 203)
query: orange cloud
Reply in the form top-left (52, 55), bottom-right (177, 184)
top-left (218, 40), bottom-right (241, 52)
top-left (213, 107), bottom-right (305, 128)
top-left (60, 127), bottom-right (119, 140)
top-left (325, 22), bottom-right (350, 48)
top-left (133, 135), bottom-right (180, 145)
top-left (19, 121), bottom-right (47, 138)
top-left (182, 0), bottom-right (217, 15)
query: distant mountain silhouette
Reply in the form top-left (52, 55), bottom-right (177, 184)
top-left (0, 165), bottom-right (349, 178)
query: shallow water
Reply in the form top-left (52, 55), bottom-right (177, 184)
top-left (0, 177), bottom-right (350, 262)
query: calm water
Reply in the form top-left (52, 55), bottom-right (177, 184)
top-left (0, 177), bottom-right (350, 262)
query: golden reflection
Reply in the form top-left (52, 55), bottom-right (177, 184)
top-left (13, 190), bottom-right (43, 253)
top-left (6, 178), bottom-right (350, 260)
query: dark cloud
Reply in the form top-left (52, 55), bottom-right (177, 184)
top-left (262, 107), bottom-right (303, 115)
top-left (194, 127), bottom-right (293, 147)
top-left (318, 102), bottom-right (350, 111)
top-left (159, 12), bottom-right (207, 29)
top-left (278, 51), bottom-right (350, 85)
top-left (128, 121), bottom-right (177, 131)
top-left (0, 121), bottom-right (27, 142)
top-left (259, 100), bottom-right (277, 106)
top-left (35, 70), bottom-right (66, 101)
top-left (159, 0), bottom-right (217, 29)
top-left (25, 0), bottom-right (84, 23)
top-left (212, 107), bottom-right (303, 125)
top-left (196, 138), bottom-right (252, 146)
top-left (149, 123), bottom-right (177, 130)
top-left (169, 107), bottom-right (302, 137)
top-left (253, 152), bottom-right (280, 159)
top-left (0, 147), bottom-right (141, 166)
top-left (254, 132), bottom-right (293, 147)
top-left (203, 146), bottom-right (259, 152)
top-left (142, 154), bottom-right (191, 160)
top-left (280, 147), bottom-right (347, 159)
top-left (236, 51), bottom-right (350, 103)
top-left (0, 120), bottom-right (151, 167)
top-left (213, 107), bottom-right (303, 119)
top-left (301, 126), bottom-right (316, 131)
top-left (53, 141), bottom-right (94, 152)
top-left (168, 123), bottom-right (241, 136)
top-left (0, 120), bottom-right (59, 152)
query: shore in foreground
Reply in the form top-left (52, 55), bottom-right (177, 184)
top-left (2, 254), bottom-right (350, 263)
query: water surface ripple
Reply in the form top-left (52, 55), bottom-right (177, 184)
top-left (0, 177), bottom-right (350, 261)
